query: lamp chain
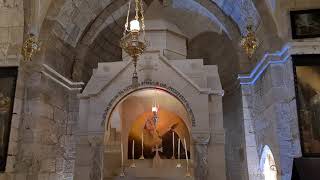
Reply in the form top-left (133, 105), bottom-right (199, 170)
top-left (124, 0), bottom-right (132, 36)
top-left (135, 0), bottom-right (140, 21)
top-left (132, 58), bottom-right (139, 87)
top-left (139, 0), bottom-right (146, 40)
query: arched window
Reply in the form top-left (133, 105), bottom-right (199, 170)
top-left (261, 145), bottom-right (277, 180)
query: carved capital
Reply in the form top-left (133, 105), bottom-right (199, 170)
top-left (192, 131), bottom-right (210, 145)
top-left (88, 135), bottom-right (103, 147)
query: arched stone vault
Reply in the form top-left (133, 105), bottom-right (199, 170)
top-left (36, 0), bottom-right (260, 84)
top-left (28, 0), bottom-right (284, 95)
top-left (26, 0), bottom-right (283, 77)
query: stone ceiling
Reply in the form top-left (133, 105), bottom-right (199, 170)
top-left (47, 0), bottom-right (261, 47)
top-left (38, 0), bottom-right (263, 83)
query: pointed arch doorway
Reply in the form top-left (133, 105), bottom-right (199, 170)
top-left (261, 146), bottom-right (278, 180)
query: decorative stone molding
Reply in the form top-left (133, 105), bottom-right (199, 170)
top-left (41, 64), bottom-right (85, 91)
top-left (238, 41), bottom-right (320, 85)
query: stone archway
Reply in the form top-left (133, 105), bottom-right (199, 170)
top-left (104, 87), bottom-right (195, 179)
top-left (103, 82), bottom-right (197, 133)
top-left (260, 145), bottom-right (278, 180)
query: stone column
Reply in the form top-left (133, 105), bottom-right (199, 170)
top-left (195, 143), bottom-right (209, 180)
top-left (89, 136), bottom-right (104, 180)
top-left (193, 132), bottom-right (210, 180)
top-left (74, 135), bottom-right (104, 180)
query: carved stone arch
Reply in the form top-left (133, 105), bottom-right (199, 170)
top-left (98, 83), bottom-right (203, 180)
top-left (102, 82), bottom-right (197, 140)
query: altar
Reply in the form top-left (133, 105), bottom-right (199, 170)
top-left (74, 17), bottom-right (226, 180)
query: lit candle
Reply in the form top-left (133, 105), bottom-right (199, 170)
top-left (172, 131), bottom-right (175, 159)
top-left (130, 20), bottom-right (140, 32)
top-left (141, 132), bottom-right (143, 153)
top-left (176, 138), bottom-right (181, 168)
top-left (132, 140), bottom-right (135, 159)
top-left (184, 138), bottom-right (191, 177)
top-left (130, 139), bottom-right (136, 168)
top-left (139, 131), bottom-right (144, 159)
top-left (178, 138), bottom-right (180, 159)
top-left (121, 141), bottom-right (124, 167)
top-left (184, 138), bottom-right (188, 163)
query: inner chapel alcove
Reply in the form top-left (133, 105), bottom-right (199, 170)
top-left (74, 16), bottom-right (226, 180)
top-left (105, 88), bottom-right (192, 179)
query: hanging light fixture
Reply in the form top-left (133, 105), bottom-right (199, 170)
top-left (241, 24), bottom-right (259, 58)
top-left (240, 0), bottom-right (259, 58)
top-left (22, 33), bottom-right (41, 61)
top-left (120, 0), bottom-right (148, 87)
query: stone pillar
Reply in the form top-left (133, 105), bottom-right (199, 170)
top-left (193, 132), bottom-right (210, 180)
top-left (194, 143), bottom-right (209, 180)
top-left (242, 86), bottom-right (264, 180)
top-left (74, 135), bottom-right (104, 180)
top-left (89, 136), bottom-right (104, 180)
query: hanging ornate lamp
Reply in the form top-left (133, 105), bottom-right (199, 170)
top-left (240, 0), bottom-right (259, 58)
top-left (22, 34), bottom-right (41, 61)
top-left (241, 24), bottom-right (258, 58)
top-left (120, 0), bottom-right (148, 87)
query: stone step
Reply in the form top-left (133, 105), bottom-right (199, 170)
top-left (104, 159), bottom-right (194, 180)
top-left (104, 177), bottom-right (193, 180)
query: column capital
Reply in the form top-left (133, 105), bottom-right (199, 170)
top-left (192, 131), bottom-right (210, 145)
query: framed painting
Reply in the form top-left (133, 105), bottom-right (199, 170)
top-left (0, 67), bottom-right (17, 172)
top-left (290, 9), bottom-right (320, 39)
top-left (293, 55), bottom-right (320, 157)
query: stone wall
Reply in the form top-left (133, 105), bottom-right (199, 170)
top-left (242, 59), bottom-right (301, 180)
top-left (0, 62), bottom-right (82, 180)
top-left (15, 70), bottom-right (80, 180)
top-left (0, 0), bottom-right (23, 66)
top-left (224, 88), bottom-right (248, 180)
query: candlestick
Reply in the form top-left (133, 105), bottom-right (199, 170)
top-left (176, 138), bottom-right (181, 168)
top-left (120, 141), bottom-right (125, 177)
top-left (139, 132), bottom-right (145, 159)
top-left (130, 140), bottom-right (136, 168)
top-left (121, 142), bottom-right (124, 166)
top-left (171, 131), bottom-right (175, 159)
top-left (184, 138), bottom-right (191, 177)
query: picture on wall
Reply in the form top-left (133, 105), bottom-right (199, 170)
top-left (293, 55), bottom-right (320, 156)
top-left (0, 68), bottom-right (17, 172)
top-left (290, 9), bottom-right (320, 39)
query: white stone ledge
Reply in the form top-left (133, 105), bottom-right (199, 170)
top-left (238, 41), bottom-right (320, 85)
top-left (41, 64), bottom-right (85, 91)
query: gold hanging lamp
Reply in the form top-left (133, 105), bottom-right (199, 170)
top-left (241, 24), bottom-right (258, 58)
top-left (120, 0), bottom-right (148, 87)
top-left (240, 0), bottom-right (259, 58)
top-left (22, 34), bottom-right (41, 61)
